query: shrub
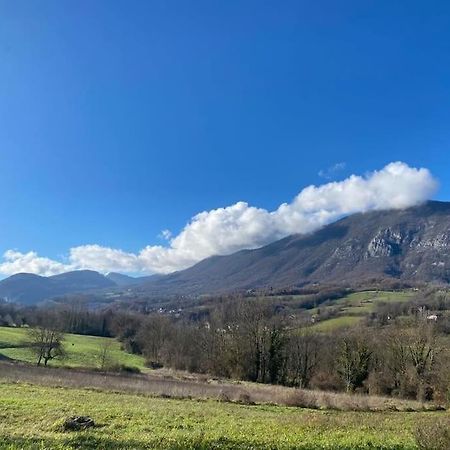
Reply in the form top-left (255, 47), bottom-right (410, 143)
top-left (366, 371), bottom-right (393, 396)
top-left (285, 390), bottom-right (318, 409)
top-left (237, 392), bottom-right (254, 405)
top-left (217, 390), bottom-right (232, 403)
top-left (146, 360), bottom-right (164, 370)
top-left (109, 364), bottom-right (141, 374)
top-left (310, 371), bottom-right (342, 392)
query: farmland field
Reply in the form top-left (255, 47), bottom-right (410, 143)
top-left (0, 326), bottom-right (145, 370)
top-left (311, 315), bottom-right (363, 331)
top-left (340, 291), bottom-right (415, 308)
top-left (308, 290), bottom-right (417, 331)
top-left (0, 381), bottom-right (446, 450)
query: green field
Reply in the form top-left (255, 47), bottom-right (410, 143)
top-left (309, 290), bottom-right (416, 331)
top-left (0, 326), bottom-right (145, 370)
top-left (340, 291), bottom-right (415, 310)
top-left (0, 381), bottom-right (445, 449)
top-left (311, 315), bottom-right (363, 331)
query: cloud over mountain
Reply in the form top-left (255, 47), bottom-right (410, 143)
top-left (0, 250), bottom-right (68, 277)
top-left (0, 162), bottom-right (438, 276)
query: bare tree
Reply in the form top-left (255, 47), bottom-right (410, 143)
top-left (407, 326), bottom-right (438, 400)
top-left (286, 331), bottom-right (319, 388)
top-left (28, 326), bottom-right (66, 366)
top-left (97, 339), bottom-right (115, 371)
top-left (383, 325), bottom-right (438, 400)
top-left (384, 329), bottom-right (410, 396)
top-left (137, 315), bottom-right (171, 367)
top-left (337, 334), bottom-right (372, 392)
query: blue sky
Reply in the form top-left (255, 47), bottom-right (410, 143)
top-left (0, 1), bottom-right (449, 275)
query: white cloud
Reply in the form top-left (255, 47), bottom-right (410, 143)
top-left (318, 162), bottom-right (346, 179)
top-left (0, 250), bottom-right (69, 277)
top-left (0, 162), bottom-right (438, 276)
top-left (69, 245), bottom-right (139, 274)
top-left (159, 229), bottom-right (172, 241)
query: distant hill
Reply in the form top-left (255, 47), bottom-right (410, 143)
top-left (105, 272), bottom-right (163, 286)
top-left (129, 201), bottom-right (450, 296)
top-left (0, 270), bottom-right (116, 305)
top-left (105, 272), bottom-right (142, 286)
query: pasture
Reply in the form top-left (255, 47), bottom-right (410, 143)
top-left (311, 315), bottom-right (363, 331)
top-left (310, 290), bottom-right (416, 331)
top-left (0, 380), bottom-right (446, 450)
top-left (0, 326), bottom-right (145, 370)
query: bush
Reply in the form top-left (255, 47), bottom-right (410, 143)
top-left (310, 371), bottom-right (342, 392)
top-left (366, 371), bottom-right (393, 396)
top-left (285, 390), bottom-right (318, 409)
top-left (417, 384), bottom-right (434, 402)
top-left (109, 364), bottom-right (141, 374)
top-left (415, 419), bottom-right (450, 450)
top-left (146, 360), bottom-right (164, 370)
top-left (217, 390), bottom-right (232, 403)
top-left (237, 392), bottom-right (254, 405)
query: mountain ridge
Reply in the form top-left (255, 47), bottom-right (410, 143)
top-left (0, 270), bottom-right (116, 305)
top-left (129, 200), bottom-right (450, 295)
top-left (2, 201), bottom-right (450, 303)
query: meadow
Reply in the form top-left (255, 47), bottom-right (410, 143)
top-left (338, 290), bottom-right (415, 311)
top-left (0, 326), bottom-right (145, 370)
top-left (310, 315), bottom-right (363, 331)
top-left (310, 290), bottom-right (416, 331)
top-left (0, 380), bottom-right (447, 450)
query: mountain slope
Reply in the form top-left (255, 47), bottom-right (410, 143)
top-left (105, 272), bottom-right (160, 286)
top-left (0, 270), bottom-right (116, 305)
top-left (105, 272), bottom-right (141, 286)
top-left (0, 273), bottom-right (58, 305)
top-left (132, 201), bottom-right (450, 295)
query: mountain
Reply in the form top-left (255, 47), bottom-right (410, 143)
top-left (106, 272), bottom-right (141, 286)
top-left (3, 201), bottom-right (450, 303)
top-left (0, 273), bottom-right (60, 305)
top-left (130, 201), bottom-right (450, 296)
top-left (105, 272), bottom-right (163, 286)
top-left (0, 270), bottom-right (116, 305)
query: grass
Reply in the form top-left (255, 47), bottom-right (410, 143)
top-left (342, 291), bottom-right (415, 307)
top-left (1, 362), bottom-right (437, 413)
top-left (341, 304), bottom-right (375, 314)
top-left (0, 381), bottom-right (447, 449)
top-left (0, 326), bottom-right (145, 370)
top-left (311, 315), bottom-right (363, 331)
top-left (309, 290), bottom-right (417, 330)
top-left (332, 291), bottom-right (416, 315)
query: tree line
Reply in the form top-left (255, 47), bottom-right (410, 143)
top-left (1, 290), bottom-right (449, 402)
top-left (112, 297), bottom-right (448, 402)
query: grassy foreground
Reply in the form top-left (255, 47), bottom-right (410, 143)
top-left (0, 326), bottom-right (145, 370)
top-left (0, 381), bottom-right (445, 449)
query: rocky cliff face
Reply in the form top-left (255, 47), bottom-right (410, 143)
top-left (366, 228), bottom-right (404, 258)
